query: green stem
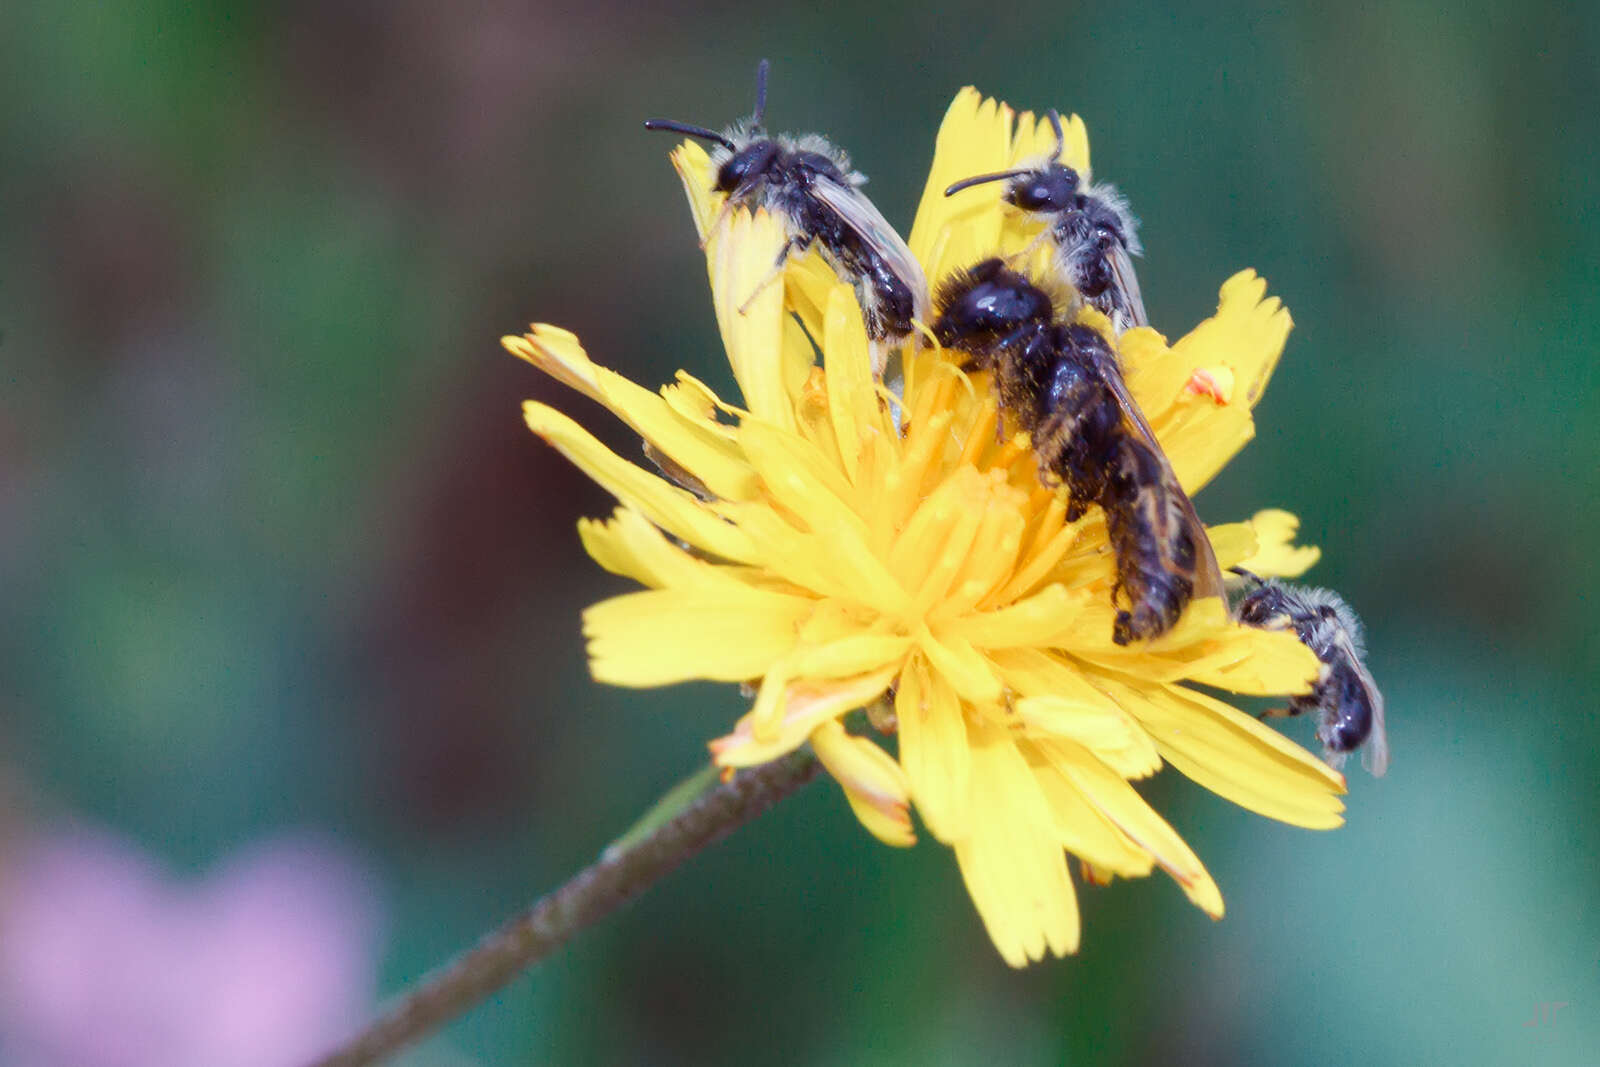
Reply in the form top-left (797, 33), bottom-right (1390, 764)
top-left (308, 749), bottom-right (822, 1067)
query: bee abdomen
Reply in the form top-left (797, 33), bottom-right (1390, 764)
top-left (1104, 437), bottom-right (1198, 645)
top-left (1319, 661), bottom-right (1376, 752)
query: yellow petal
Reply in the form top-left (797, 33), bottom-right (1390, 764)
top-left (821, 283), bottom-right (892, 482)
top-left (736, 416), bottom-right (858, 528)
top-left (788, 632), bottom-right (913, 679)
top-left (953, 718), bottom-right (1080, 966)
top-left (523, 402), bottom-right (760, 564)
top-left (1118, 270), bottom-right (1293, 493)
top-left (507, 326), bottom-right (754, 502)
top-left (895, 656), bottom-right (971, 842)
top-left (1237, 508), bottom-right (1322, 578)
top-left (582, 587), bottom-right (811, 687)
top-left (709, 209), bottom-right (810, 428)
top-left (1053, 741), bottom-right (1225, 918)
top-left (909, 88), bottom-right (1015, 277)
top-left (1108, 681), bottom-right (1347, 829)
top-left (1017, 703), bottom-right (1162, 780)
top-left (576, 507), bottom-right (747, 591)
top-left (713, 499), bottom-right (909, 616)
top-left (1183, 623), bottom-right (1323, 695)
top-left (667, 141), bottom-right (719, 243)
top-left (917, 626), bottom-right (1004, 706)
top-left (811, 720), bottom-right (915, 847)
top-left (1026, 751), bottom-right (1156, 878)
top-left (781, 245), bottom-right (844, 348)
top-left (711, 667), bottom-right (898, 768)
top-left (1205, 520), bottom-right (1259, 572)
top-left (942, 584), bottom-right (1088, 650)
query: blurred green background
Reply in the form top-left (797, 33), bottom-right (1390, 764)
top-left (3, 1), bottom-right (1596, 1064)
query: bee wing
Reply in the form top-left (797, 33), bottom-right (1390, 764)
top-left (1097, 363), bottom-right (1226, 598)
top-left (808, 175), bottom-right (931, 323)
top-left (1106, 242), bottom-right (1149, 331)
top-left (1331, 627), bottom-right (1390, 777)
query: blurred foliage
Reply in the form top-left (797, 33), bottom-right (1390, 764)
top-left (1, 1), bottom-right (1596, 1064)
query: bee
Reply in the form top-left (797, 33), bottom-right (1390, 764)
top-left (644, 60), bottom-right (928, 370)
top-left (1231, 571), bottom-right (1390, 776)
top-left (931, 258), bottom-right (1223, 644)
top-left (944, 110), bottom-right (1147, 333)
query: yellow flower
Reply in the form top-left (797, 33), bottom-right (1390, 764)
top-left (504, 89), bottom-right (1346, 967)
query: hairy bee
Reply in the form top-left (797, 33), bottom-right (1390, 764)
top-left (944, 110), bottom-right (1146, 333)
top-left (931, 258), bottom-right (1223, 643)
top-left (644, 60), bottom-right (928, 367)
top-left (1232, 572), bottom-right (1390, 776)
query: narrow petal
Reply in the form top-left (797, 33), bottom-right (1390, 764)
top-left (711, 667), bottom-right (898, 768)
top-left (505, 326), bottom-right (758, 500)
top-left (1026, 750), bottom-right (1156, 878)
top-left (582, 587), bottom-right (811, 686)
top-left (822, 283), bottom-right (893, 482)
top-left (1182, 624), bottom-right (1323, 695)
top-left (812, 720), bottom-right (916, 847)
top-left (1204, 520), bottom-right (1259, 572)
top-left (714, 499), bottom-right (909, 616)
top-left (942, 584), bottom-right (1088, 650)
top-left (1017, 701), bottom-right (1162, 780)
top-left (788, 632), bottom-right (913, 679)
top-left (667, 141), bottom-right (719, 242)
top-left (917, 626), bottom-right (1004, 706)
top-left (1053, 742), bottom-right (1225, 918)
top-left (895, 656), bottom-right (971, 842)
top-left (576, 508), bottom-right (742, 590)
top-left (709, 209), bottom-right (810, 428)
top-left (1119, 271), bottom-right (1293, 492)
top-left (1237, 508), bottom-right (1322, 578)
top-left (1107, 680), bottom-right (1348, 828)
top-left (953, 718), bottom-right (1081, 966)
top-left (909, 88), bottom-right (1015, 276)
top-left (524, 402), bottom-right (760, 564)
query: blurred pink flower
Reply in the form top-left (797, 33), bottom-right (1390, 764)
top-left (0, 828), bottom-right (383, 1067)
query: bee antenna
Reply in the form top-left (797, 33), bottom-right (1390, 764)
top-left (751, 58), bottom-right (771, 128)
top-left (1046, 109), bottom-right (1066, 162)
top-left (944, 168), bottom-right (1029, 197)
top-left (1228, 566), bottom-right (1266, 586)
top-left (641, 119), bottom-right (737, 151)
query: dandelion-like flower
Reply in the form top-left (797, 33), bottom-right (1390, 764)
top-left (505, 90), bottom-right (1346, 966)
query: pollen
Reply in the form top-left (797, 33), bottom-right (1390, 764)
top-left (1186, 366), bottom-right (1235, 405)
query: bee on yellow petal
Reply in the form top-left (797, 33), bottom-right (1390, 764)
top-left (645, 59), bottom-right (929, 375)
top-left (931, 258), bottom-right (1225, 645)
top-left (511, 83), bottom-right (1376, 969)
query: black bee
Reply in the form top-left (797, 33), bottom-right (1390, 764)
top-left (932, 258), bottom-right (1223, 644)
top-left (944, 110), bottom-right (1147, 333)
top-left (1232, 572), bottom-right (1390, 776)
top-left (644, 60), bottom-right (928, 366)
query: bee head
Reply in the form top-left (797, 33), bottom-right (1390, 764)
top-left (714, 139), bottom-right (782, 193)
top-left (932, 259), bottom-right (1055, 351)
top-left (1003, 165), bottom-right (1082, 212)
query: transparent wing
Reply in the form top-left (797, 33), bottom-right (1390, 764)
top-left (1332, 627), bottom-right (1390, 777)
top-left (809, 176), bottom-right (931, 323)
top-left (1097, 359), bottom-right (1225, 598)
top-left (1106, 242), bottom-right (1148, 332)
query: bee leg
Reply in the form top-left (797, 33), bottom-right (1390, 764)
top-left (1003, 227), bottom-right (1054, 269)
top-left (699, 197), bottom-right (739, 251)
top-left (736, 237), bottom-right (805, 315)
top-left (698, 176), bottom-right (769, 250)
top-left (1257, 705), bottom-right (1299, 720)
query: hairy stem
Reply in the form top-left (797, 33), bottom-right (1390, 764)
top-left (309, 749), bottom-right (822, 1067)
